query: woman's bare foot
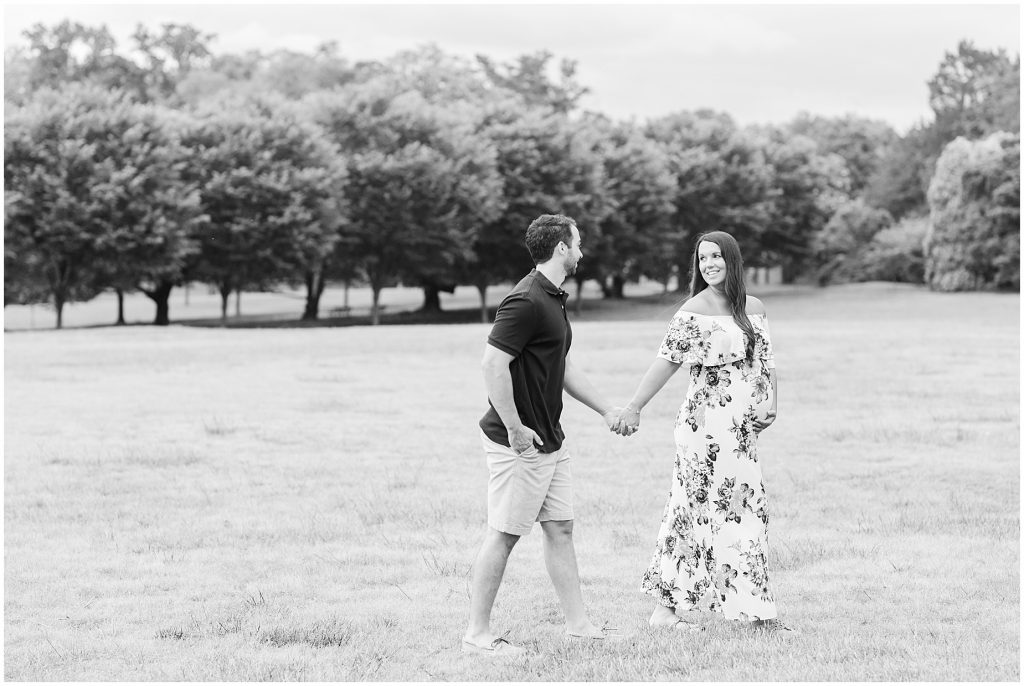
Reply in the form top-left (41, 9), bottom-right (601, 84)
top-left (648, 604), bottom-right (680, 627)
top-left (649, 605), bottom-right (703, 632)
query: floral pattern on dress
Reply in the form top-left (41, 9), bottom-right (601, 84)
top-left (658, 316), bottom-right (721, 365)
top-left (731, 539), bottom-right (774, 602)
top-left (729, 408), bottom-right (758, 462)
top-left (641, 311), bottom-right (778, 621)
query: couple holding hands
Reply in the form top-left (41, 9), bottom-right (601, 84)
top-left (462, 214), bottom-right (790, 657)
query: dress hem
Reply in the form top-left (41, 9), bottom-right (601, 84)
top-left (639, 586), bottom-right (778, 622)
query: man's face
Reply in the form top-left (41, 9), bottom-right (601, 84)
top-left (563, 225), bottom-right (583, 275)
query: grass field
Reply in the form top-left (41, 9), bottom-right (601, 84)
top-left (4, 282), bottom-right (1019, 680)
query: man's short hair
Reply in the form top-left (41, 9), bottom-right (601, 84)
top-left (525, 214), bottom-right (576, 264)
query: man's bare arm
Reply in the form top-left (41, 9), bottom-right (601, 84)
top-left (563, 353), bottom-right (620, 430)
top-left (482, 343), bottom-right (542, 453)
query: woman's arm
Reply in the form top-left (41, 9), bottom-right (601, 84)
top-left (753, 368), bottom-right (777, 433)
top-left (615, 357), bottom-right (683, 434)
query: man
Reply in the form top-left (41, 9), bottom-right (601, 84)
top-left (461, 214), bottom-right (624, 657)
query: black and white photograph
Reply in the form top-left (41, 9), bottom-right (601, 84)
top-left (3, 1), bottom-right (1020, 681)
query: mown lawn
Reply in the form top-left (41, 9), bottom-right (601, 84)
top-left (4, 283), bottom-right (1019, 680)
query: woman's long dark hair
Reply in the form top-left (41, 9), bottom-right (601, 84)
top-left (686, 230), bottom-right (756, 361)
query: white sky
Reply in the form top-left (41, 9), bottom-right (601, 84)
top-left (3, 2), bottom-right (1021, 134)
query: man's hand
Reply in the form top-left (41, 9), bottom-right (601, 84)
top-left (602, 407), bottom-right (622, 433)
top-left (508, 424), bottom-right (543, 455)
top-left (612, 406), bottom-right (640, 436)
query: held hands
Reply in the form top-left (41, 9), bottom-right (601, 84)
top-left (603, 406), bottom-right (641, 437)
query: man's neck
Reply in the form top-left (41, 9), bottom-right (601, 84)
top-left (535, 261), bottom-right (566, 288)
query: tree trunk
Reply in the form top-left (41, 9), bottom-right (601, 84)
top-left (574, 277), bottom-right (585, 315)
top-left (219, 284), bottom-right (231, 321)
top-left (302, 269), bottom-right (326, 321)
top-left (144, 281), bottom-right (173, 326)
top-left (371, 286), bottom-right (382, 326)
top-left (343, 279), bottom-right (351, 308)
top-left (676, 260), bottom-right (690, 293)
top-left (184, 283), bottom-right (190, 306)
top-left (781, 259), bottom-right (798, 284)
top-left (610, 274), bottom-right (625, 299)
top-left (235, 290), bottom-right (241, 317)
top-left (115, 288), bottom-right (126, 325)
top-left (54, 293), bottom-right (65, 330)
top-left (477, 283), bottom-right (489, 323)
top-left (420, 284), bottom-right (442, 312)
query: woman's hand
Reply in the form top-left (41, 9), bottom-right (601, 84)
top-left (614, 406), bottom-right (641, 436)
top-left (753, 408), bottom-right (776, 433)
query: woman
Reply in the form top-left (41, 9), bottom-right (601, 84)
top-left (615, 231), bottom-right (791, 633)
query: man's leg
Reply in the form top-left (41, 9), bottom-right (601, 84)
top-left (539, 519), bottom-right (604, 636)
top-left (464, 527), bottom-right (520, 646)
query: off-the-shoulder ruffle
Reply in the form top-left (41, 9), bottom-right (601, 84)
top-left (657, 310), bottom-right (775, 368)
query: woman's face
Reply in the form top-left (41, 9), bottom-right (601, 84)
top-left (698, 240), bottom-right (727, 288)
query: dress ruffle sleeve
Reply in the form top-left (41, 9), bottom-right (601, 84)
top-left (754, 315), bottom-right (775, 370)
top-left (657, 311), bottom-right (775, 368)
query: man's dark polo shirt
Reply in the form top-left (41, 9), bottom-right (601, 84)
top-left (479, 269), bottom-right (572, 453)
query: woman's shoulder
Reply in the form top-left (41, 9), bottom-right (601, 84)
top-left (745, 295), bottom-right (767, 315)
top-left (677, 293), bottom-right (718, 316)
top-left (677, 292), bottom-right (767, 317)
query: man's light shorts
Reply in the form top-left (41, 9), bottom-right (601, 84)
top-left (481, 431), bottom-right (573, 536)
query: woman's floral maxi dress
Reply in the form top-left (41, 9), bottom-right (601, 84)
top-left (640, 310), bottom-right (778, 621)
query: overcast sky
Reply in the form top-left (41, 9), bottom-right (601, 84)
top-left (4, 3), bottom-right (1020, 133)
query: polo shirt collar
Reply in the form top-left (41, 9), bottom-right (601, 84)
top-left (531, 269), bottom-right (568, 297)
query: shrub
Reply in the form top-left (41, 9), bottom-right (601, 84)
top-left (857, 217), bottom-right (928, 283)
top-left (925, 132), bottom-right (1020, 291)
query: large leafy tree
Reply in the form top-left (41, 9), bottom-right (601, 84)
top-left (862, 124), bottom-right (942, 221)
top-left (16, 20), bottom-right (215, 105)
top-left (308, 81), bottom-right (503, 324)
top-left (4, 84), bottom-right (200, 327)
top-left (18, 20), bottom-right (139, 97)
top-left (587, 114), bottom-right (678, 297)
top-left (929, 40), bottom-right (1020, 143)
top-left (180, 94), bottom-right (346, 321)
top-left (785, 113), bottom-right (897, 196)
top-left (179, 41), bottom-right (356, 106)
top-left (463, 102), bottom-right (611, 318)
top-left (646, 110), bottom-right (774, 289)
top-left (867, 41), bottom-right (1020, 221)
top-left (476, 50), bottom-right (589, 113)
top-left (3, 191), bottom-right (52, 307)
top-left (86, 103), bottom-right (206, 325)
top-left (756, 129), bottom-right (852, 281)
top-left (131, 22), bottom-right (215, 102)
top-left (366, 46), bottom-right (501, 311)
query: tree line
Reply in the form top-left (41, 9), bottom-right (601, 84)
top-left (4, 22), bottom-right (1019, 328)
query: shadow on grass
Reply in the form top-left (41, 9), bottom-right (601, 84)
top-left (6, 284), bottom-right (826, 332)
top-left (176, 291), bottom-right (696, 329)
